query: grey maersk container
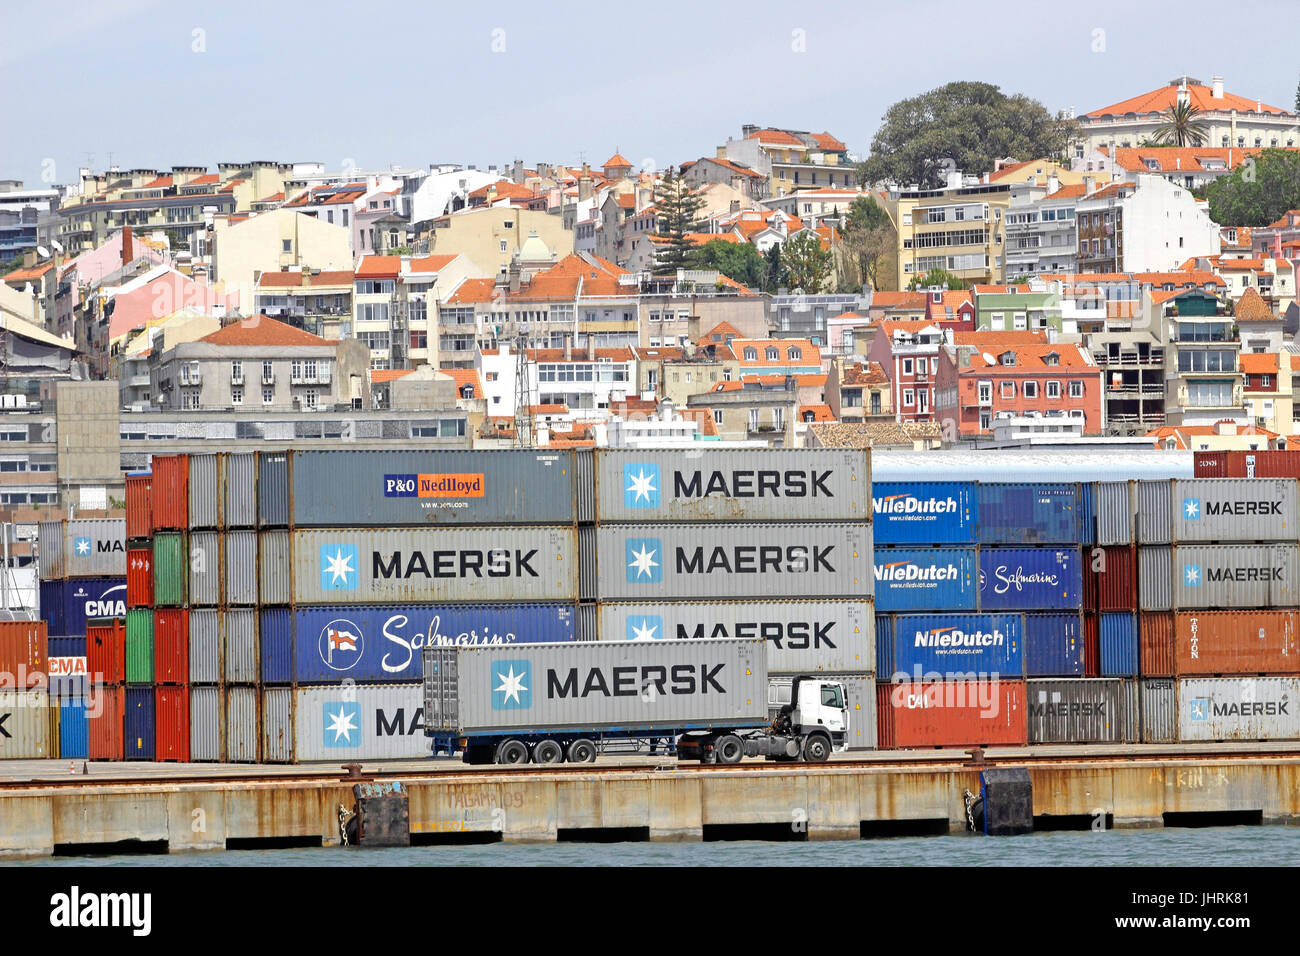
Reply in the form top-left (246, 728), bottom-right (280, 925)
top-left (1175, 677), bottom-right (1300, 741)
top-left (1026, 678), bottom-right (1139, 744)
top-left (188, 453), bottom-right (222, 529)
top-left (1095, 482), bottom-right (1134, 546)
top-left (225, 531), bottom-right (258, 605)
top-left (38, 519), bottom-right (127, 580)
top-left (592, 449), bottom-right (869, 523)
top-left (585, 523), bottom-right (872, 602)
top-left (1168, 478), bottom-right (1298, 543)
top-left (225, 453), bottom-right (258, 528)
top-left (424, 638), bottom-right (769, 738)
top-left (189, 531), bottom-right (221, 606)
top-left (292, 683), bottom-right (429, 760)
top-left (1169, 544), bottom-right (1299, 610)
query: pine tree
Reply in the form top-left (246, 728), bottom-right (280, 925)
top-left (762, 244), bottom-right (785, 293)
top-left (652, 168), bottom-right (706, 276)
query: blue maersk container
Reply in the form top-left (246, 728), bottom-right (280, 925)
top-left (877, 613), bottom-right (1023, 679)
top-left (976, 483), bottom-right (1084, 545)
top-left (39, 577), bottom-right (126, 642)
top-left (124, 686), bottom-right (156, 760)
top-left (1099, 611), bottom-right (1139, 676)
top-left (978, 547), bottom-right (1082, 611)
top-left (874, 547), bottom-right (978, 612)
top-left (1023, 613), bottom-right (1085, 676)
top-left (872, 482), bottom-right (977, 545)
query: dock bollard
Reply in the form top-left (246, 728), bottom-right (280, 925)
top-left (978, 768), bottom-right (1033, 836)
top-left (350, 781), bottom-right (410, 847)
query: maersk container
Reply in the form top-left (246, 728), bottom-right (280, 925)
top-left (424, 639), bottom-right (768, 738)
top-left (225, 685), bottom-right (259, 762)
top-left (1169, 543), bottom-right (1300, 610)
top-left (127, 548), bottom-right (152, 608)
top-left (1026, 678), bottom-right (1138, 744)
top-left (1096, 481), bottom-right (1134, 546)
top-left (225, 453), bottom-right (257, 528)
top-left (262, 686), bottom-right (293, 762)
top-left (0, 690), bottom-right (53, 757)
top-left (257, 452), bottom-right (289, 528)
top-left (189, 531), bottom-right (220, 606)
top-left (293, 683), bottom-right (432, 761)
top-left (1136, 480), bottom-right (1172, 545)
top-left (1174, 610), bottom-right (1300, 676)
top-left (151, 532), bottom-right (188, 607)
top-left (874, 547), bottom-right (976, 612)
top-left (978, 548), bottom-right (1082, 611)
top-left (1175, 677), bottom-right (1300, 740)
top-left (1139, 678), bottom-right (1177, 742)
top-left (1138, 546), bottom-right (1171, 611)
top-left (125, 472), bottom-right (153, 541)
top-left (1099, 612), bottom-right (1139, 676)
top-left (594, 449), bottom-right (869, 523)
top-left (188, 453), bottom-right (221, 530)
top-left (768, 673), bottom-right (876, 749)
top-left (875, 680), bottom-right (1027, 748)
top-left (1024, 613), bottom-right (1084, 676)
top-left (190, 685), bottom-right (223, 761)
top-left (595, 600), bottom-right (870, 675)
top-left (260, 608), bottom-right (292, 684)
top-left (224, 609), bottom-right (258, 683)
top-left (150, 454), bottom-right (189, 531)
top-left (225, 531), bottom-right (258, 605)
top-left (153, 609), bottom-right (188, 685)
top-left (124, 686), bottom-right (156, 760)
top-left (38, 519), bottom-right (127, 580)
top-left (283, 527), bottom-right (577, 605)
top-left (155, 686), bottom-right (190, 761)
top-left (124, 609), bottom-right (153, 684)
top-left (876, 613), bottom-right (1022, 680)
top-left (189, 609), bottom-right (221, 684)
top-left (1168, 479), bottom-right (1298, 543)
top-left (872, 481), bottom-right (976, 545)
top-left (1139, 613), bottom-right (1175, 677)
top-left (59, 693), bottom-right (89, 760)
top-left (976, 483), bottom-right (1083, 545)
top-left (40, 578), bottom-right (126, 640)
top-left (280, 449), bottom-right (582, 528)
top-left (259, 530), bottom-right (290, 604)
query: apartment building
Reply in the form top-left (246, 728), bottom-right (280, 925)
top-left (0, 181), bottom-right (58, 263)
top-left (1158, 288), bottom-right (1242, 428)
top-left (768, 291), bottom-right (870, 347)
top-left (885, 178), bottom-right (1012, 286)
top-left (1004, 180), bottom-right (1084, 276)
top-left (721, 126), bottom-right (856, 198)
top-left (866, 321), bottom-right (950, 423)
top-left (254, 269), bottom-right (354, 338)
top-left (1075, 175), bottom-right (1221, 274)
top-left (687, 377), bottom-right (800, 447)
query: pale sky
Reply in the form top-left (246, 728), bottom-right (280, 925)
top-left (2, 0), bottom-right (1297, 187)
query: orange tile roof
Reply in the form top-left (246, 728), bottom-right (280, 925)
top-left (444, 277), bottom-right (497, 305)
top-left (370, 369), bottom-right (414, 383)
top-left (698, 320), bottom-right (742, 345)
top-left (200, 316), bottom-right (336, 347)
top-left (841, 361), bottom-right (888, 386)
top-left (799, 403), bottom-right (836, 422)
top-left (1239, 353), bottom-right (1279, 375)
top-left (795, 374), bottom-right (827, 388)
top-left (256, 191), bottom-right (285, 204)
top-left (1086, 82), bottom-right (1290, 119)
top-left (1048, 183), bottom-right (1089, 199)
top-left (355, 256), bottom-right (401, 279)
top-left (469, 180), bottom-right (536, 203)
top-left (1234, 287), bottom-right (1278, 322)
top-left (614, 193), bottom-right (636, 209)
top-left (1079, 182), bottom-right (1136, 202)
top-left (529, 404), bottom-right (570, 415)
top-left (732, 338), bottom-right (821, 366)
top-left (256, 270), bottom-right (354, 289)
top-left (870, 291), bottom-right (927, 309)
top-left (187, 173), bottom-right (219, 186)
top-left (953, 330), bottom-right (1051, 346)
top-left (963, 343), bottom-right (1094, 369)
top-left (810, 132), bottom-right (847, 152)
top-left (408, 254), bottom-right (459, 273)
top-left (139, 175), bottom-right (172, 189)
top-left (1106, 146), bottom-right (1295, 174)
top-left (686, 157), bottom-right (765, 179)
top-left (3, 262), bottom-right (55, 283)
top-left (748, 128), bottom-right (806, 148)
top-left (973, 284), bottom-right (1030, 295)
top-left (603, 153), bottom-right (632, 168)
top-left (444, 368), bottom-right (483, 396)
top-left (526, 347), bottom-right (635, 362)
top-left (1145, 423), bottom-right (1281, 449)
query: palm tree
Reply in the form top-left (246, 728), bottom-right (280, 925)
top-left (1154, 102), bottom-right (1209, 147)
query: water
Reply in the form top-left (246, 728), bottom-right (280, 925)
top-left (18, 825), bottom-right (1300, 866)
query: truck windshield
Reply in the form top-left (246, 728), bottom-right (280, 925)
top-left (821, 685), bottom-right (845, 709)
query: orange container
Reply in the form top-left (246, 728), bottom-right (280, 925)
top-left (155, 686), bottom-right (190, 762)
top-left (150, 455), bottom-right (189, 531)
top-left (87, 684), bottom-right (125, 760)
top-left (1174, 610), bottom-right (1300, 676)
top-left (0, 620), bottom-right (48, 688)
top-left (1139, 612), bottom-right (1175, 677)
top-left (126, 473), bottom-right (154, 540)
top-left (875, 680), bottom-right (1027, 749)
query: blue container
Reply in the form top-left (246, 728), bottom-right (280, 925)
top-left (873, 482), bottom-right (977, 545)
top-left (58, 693), bottom-right (89, 759)
top-left (979, 547), bottom-right (1083, 610)
top-left (1099, 611), bottom-right (1139, 676)
top-left (39, 578), bottom-right (126, 642)
top-left (48, 636), bottom-right (85, 658)
top-left (1023, 613), bottom-right (1085, 676)
top-left (874, 547), bottom-right (977, 612)
top-left (1079, 483), bottom-right (1096, 547)
top-left (877, 613), bottom-right (1023, 679)
top-left (124, 686), bottom-right (156, 760)
top-left (260, 607), bottom-right (293, 684)
top-left (976, 483), bottom-right (1084, 545)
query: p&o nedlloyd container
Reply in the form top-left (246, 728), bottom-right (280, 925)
top-left (874, 547), bottom-right (976, 612)
top-left (872, 482), bottom-right (975, 545)
top-left (1167, 478), bottom-right (1299, 543)
top-left (38, 519), bottom-right (127, 580)
top-left (1140, 543), bottom-right (1300, 610)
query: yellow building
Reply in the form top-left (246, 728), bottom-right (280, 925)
top-left (885, 181), bottom-right (1012, 286)
top-left (211, 208), bottom-right (354, 306)
top-left (985, 158), bottom-right (1095, 188)
top-left (428, 206), bottom-right (573, 280)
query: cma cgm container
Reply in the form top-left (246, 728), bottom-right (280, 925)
top-left (0, 689), bottom-right (53, 757)
top-left (1174, 611), bottom-right (1300, 675)
top-left (1141, 544), bottom-right (1300, 610)
top-left (276, 449), bottom-right (583, 527)
top-left (1023, 613), bottom-right (1084, 676)
top-left (594, 449), bottom-right (868, 523)
top-left (1168, 479), bottom-right (1299, 542)
top-left (39, 578), bottom-right (126, 638)
top-left (594, 600), bottom-right (872, 674)
top-left (872, 482), bottom-right (976, 545)
top-left (278, 527), bottom-right (577, 605)
top-left (1026, 678), bottom-right (1138, 744)
top-left (1143, 677), bottom-right (1300, 741)
top-left (125, 472), bottom-right (153, 540)
top-left (38, 519), bottom-right (127, 579)
top-left (874, 547), bottom-right (976, 612)
top-left (0, 620), bottom-right (48, 688)
top-left (588, 523), bottom-right (870, 602)
top-left (150, 454), bottom-right (189, 531)
top-left (976, 483), bottom-right (1084, 545)
top-left (875, 680), bottom-right (1027, 748)
top-left (978, 548), bottom-right (1082, 611)
top-left (282, 683), bottom-right (432, 761)
top-left (876, 613), bottom-right (1022, 680)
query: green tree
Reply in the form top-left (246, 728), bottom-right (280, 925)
top-left (1154, 101), bottom-right (1209, 147)
top-left (839, 196), bottom-right (896, 292)
top-left (857, 81), bottom-right (1080, 189)
top-left (906, 267), bottom-right (967, 291)
top-left (781, 231), bottom-right (834, 293)
top-left (762, 243), bottom-right (785, 293)
top-left (652, 168), bottom-right (706, 275)
top-left (1204, 149), bottom-right (1300, 225)
top-left (688, 239), bottom-right (765, 288)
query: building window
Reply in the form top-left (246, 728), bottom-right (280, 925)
top-left (1068, 381), bottom-right (1083, 399)
top-left (902, 358), bottom-right (913, 375)
top-left (978, 381), bottom-right (992, 404)
top-left (1023, 381), bottom-right (1038, 399)
top-left (1000, 381), bottom-right (1015, 399)
top-left (282, 239), bottom-right (292, 253)
top-left (765, 347), bottom-right (778, 361)
top-left (744, 347), bottom-right (757, 361)
top-left (500, 239), bottom-right (508, 253)
top-left (263, 387), bottom-right (273, 405)
top-left (903, 389), bottom-right (914, 407)
top-left (304, 389), bottom-right (318, 409)
top-left (713, 409), bottom-right (723, 425)
top-left (787, 346), bottom-right (801, 361)
top-left (263, 360), bottom-right (273, 382)
top-left (748, 408), bottom-right (759, 431)
top-left (870, 391), bottom-right (881, 414)
top-left (231, 360), bottom-right (243, 383)
top-left (1047, 381), bottom-right (1061, 399)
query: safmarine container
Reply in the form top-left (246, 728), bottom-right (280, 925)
top-left (155, 686), bottom-right (190, 761)
top-left (978, 548), bottom-right (1082, 611)
top-left (1169, 478), bottom-right (1298, 542)
top-left (872, 481), bottom-right (975, 545)
top-left (189, 609), bottom-right (221, 684)
top-left (1095, 481), bottom-right (1134, 546)
top-left (58, 692), bottom-right (89, 759)
top-left (976, 483), bottom-right (1083, 545)
top-left (1139, 613), bottom-right (1175, 677)
top-left (87, 620), bottom-right (125, 685)
top-left (876, 613), bottom-right (1022, 680)
top-left (1176, 677), bottom-right (1300, 740)
top-left (125, 609), bottom-right (154, 684)
top-left (1169, 543), bottom-right (1300, 609)
top-left (588, 523), bottom-right (870, 602)
top-left (124, 686), bottom-right (156, 759)
top-left (1024, 613), bottom-right (1084, 676)
top-left (225, 609), bottom-right (258, 683)
top-left (125, 472), bottom-right (153, 540)
top-left (1174, 611), bottom-right (1300, 675)
top-left (875, 680), bottom-right (1027, 748)
top-left (0, 689), bottom-right (53, 757)
top-left (153, 609), bottom-right (189, 684)
top-left (0, 620), bottom-right (47, 688)
top-left (87, 684), bottom-right (125, 760)
top-left (188, 453), bottom-right (221, 529)
top-left (594, 600), bottom-right (871, 674)
top-left (40, 578), bottom-right (126, 637)
top-left (150, 454), bottom-right (189, 531)
top-left (1136, 480), bottom-right (1173, 545)
top-left (292, 683), bottom-right (430, 761)
top-left (1099, 612), bottom-right (1139, 676)
top-left (767, 673), bottom-right (876, 749)
top-left (1026, 678), bottom-right (1138, 744)
top-left (152, 532), bottom-right (188, 606)
top-left (127, 548), bottom-right (152, 607)
top-left (190, 685), bottom-right (224, 761)
top-left (280, 449), bottom-right (582, 527)
top-left (225, 685), bottom-right (258, 761)
top-left (594, 449), bottom-right (869, 523)
top-left (225, 531), bottom-right (258, 605)
top-left (281, 527), bottom-right (577, 604)
top-left (38, 519), bottom-right (127, 580)
top-left (873, 547), bottom-right (976, 612)
top-left (189, 531), bottom-right (220, 606)
top-left (225, 453), bottom-right (257, 528)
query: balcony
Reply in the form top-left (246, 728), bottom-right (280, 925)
top-left (231, 374), bottom-right (244, 386)
top-left (262, 372), bottom-right (275, 385)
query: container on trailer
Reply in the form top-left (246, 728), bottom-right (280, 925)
top-left (155, 686), bottom-right (190, 761)
top-left (124, 686), bottom-right (156, 760)
top-left (87, 620), bottom-right (125, 685)
top-left (1139, 613), bottom-right (1175, 677)
top-left (978, 547), bottom-right (1082, 611)
top-left (1138, 546), bottom-right (1172, 611)
top-left (225, 685), bottom-right (258, 762)
top-left (1095, 481), bottom-right (1134, 546)
top-left (40, 578), bottom-right (126, 639)
top-left (595, 449), bottom-right (869, 523)
top-left (1193, 451), bottom-right (1228, 478)
top-left (0, 689), bottom-right (53, 757)
top-left (871, 481), bottom-right (976, 545)
top-left (1139, 678), bottom-right (1177, 743)
top-left (876, 613), bottom-right (1021, 680)
top-left (125, 472), bottom-right (153, 540)
top-left (1136, 480), bottom-right (1172, 545)
top-left (1169, 478), bottom-right (1298, 543)
top-left (151, 454), bottom-right (189, 531)
top-left (258, 530), bottom-right (290, 605)
top-left (1099, 611), bottom-right (1139, 676)
top-left (58, 691), bottom-right (89, 759)
top-left (768, 673), bottom-right (877, 750)
top-left (224, 609), bottom-right (258, 684)
top-left (257, 452), bottom-right (289, 528)
top-left (1086, 545), bottom-right (1137, 612)
top-left (188, 453), bottom-right (221, 530)
top-left (189, 609), bottom-right (221, 684)
top-left (1026, 678), bottom-right (1138, 744)
top-left (1023, 613), bottom-right (1084, 677)
top-left (0, 620), bottom-right (47, 688)
top-left (262, 686), bottom-right (293, 762)
top-left (124, 609), bottom-right (154, 684)
top-left (293, 683), bottom-right (430, 761)
top-left (225, 453), bottom-right (258, 528)
top-left (127, 548), bottom-right (152, 608)
top-left (38, 519), bottom-right (127, 580)
top-left (225, 531), bottom-right (258, 605)
top-left (190, 685), bottom-right (223, 761)
top-left (188, 531), bottom-right (220, 606)
top-left (874, 680), bottom-right (1027, 748)
top-left (1175, 677), bottom-right (1300, 741)
top-left (153, 608), bottom-right (188, 684)
top-left (595, 600), bottom-right (870, 675)
top-left (259, 607), bottom-right (292, 684)
top-left (873, 547), bottom-right (976, 612)
top-left (976, 483), bottom-right (1083, 545)
top-left (1173, 610), bottom-right (1300, 676)
top-left (1170, 543), bottom-right (1300, 610)
top-left (87, 683), bottom-right (125, 760)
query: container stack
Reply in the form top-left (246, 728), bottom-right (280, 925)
top-left (0, 620), bottom-right (53, 758)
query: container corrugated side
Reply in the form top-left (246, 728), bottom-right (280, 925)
top-left (39, 519), bottom-right (127, 580)
top-left (41, 578), bottom-right (126, 639)
top-left (225, 453), bottom-right (258, 528)
top-left (87, 621), bottom-right (125, 685)
top-left (260, 608), bottom-right (292, 684)
top-left (1170, 478), bottom-right (1298, 543)
top-left (874, 546), bottom-right (975, 612)
top-left (872, 481), bottom-right (976, 545)
top-left (594, 449), bottom-right (868, 522)
top-left (574, 449), bottom-right (595, 524)
top-left (124, 609), bottom-right (153, 684)
top-left (1023, 613), bottom-right (1084, 676)
top-left (225, 531), bottom-right (258, 605)
top-left (224, 686), bottom-right (258, 762)
top-left (188, 453), bottom-right (221, 530)
top-left (1170, 544), bottom-right (1300, 609)
top-left (875, 680), bottom-right (1027, 747)
top-left (0, 690), bottom-right (53, 757)
top-left (976, 483), bottom-right (1083, 545)
top-left (1099, 612), bottom-right (1139, 676)
top-left (1225, 450), bottom-right (1300, 479)
top-left (125, 473), bottom-right (153, 540)
top-left (87, 684), bottom-right (124, 760)
top-left (1096, 481), bottom-right (1134, 546)
top-left (1089, 545), bottom-right (1137, 612)
top-left (1139, 613), bottom-right (1175, 677)
top-left (155, 686), bottom-right (189, 761)
top-left (293, 683), bottom-right (429, 760)
top-left (767, 673), bottom-right (876, 749)
top-left (875, 613), bottom-right (1021, 680)
top-left (224, 609), bottom-right (258, 684)
top-left (1139, 546), bottom-right (1172, 611)
top-left (59, 694), bottom-right (89, 759)
top-left (153, 608), bottom-right (189, 685)
top-left (1026, 678), bottom-right (1138, 744)
top-left (1137, 480), bottom-right (1172, 545)
top-left (1174, 611), bottom-right (1300, 676)
top-left (259, 530), bottom-right (291, 605)
top-left (189, 531), bottom-right (220, 606)
top-left (150, 454), bottom-right (189, 531)
top-left (124, 686), bottom-right (156, 759)
top-left (189, 609), bottom-right (221, 684)
top-left (257, 452), bottom-right (289, 528)
top-left (978, 547), bottom-right (1082, 611)
top-left (1194, 451), bottom-right (1228, 478)
top-left (1176, 677), bottom-right (1300, 740)
top-left (1139, 678), bottom-right (1177, 743)
top-left (190, 685), bottom-right (223, 761)
top-left (151, 532), bottom-right (188, 607)
top-left (261, 686), bottom-right (293, 762)
top-left (0, 620), bottom-right (47, 688)
top-left (127, 548), bottom-right (152, 608)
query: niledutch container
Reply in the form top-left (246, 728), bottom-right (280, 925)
top-left (188, 453), bottom-right (221, 530)
top-left (1026, 678), bottom-right (1138, 744)
top-left (872, 482), bottom-right (976, 545)
top-left (1141, 543), bottom-right (1300, 610)
top-left (594, 600), bottom-right (872, 674)
top-left (150, 454), bottom-right (189, 531)
top-left (874, 547), bottom-right (976, 612)
top-left (125, 473), bottom-right (153, 540)
top-left (976, 483), bottom-right (1084, 545)
top-left (1167, 677), bottom-right (1300, 741)
top-left (978, 548), bottom-right (1082, 611)
top-left (0, 690), bottom-right (53, 757)
top-left (40, 578), bottom-right (126, 638)
top-left (1174, 611), bottom-right (1300, 675)
top-left (291, 683), bottom-right (431, 760)
top-left (767, 673), bottom-right (876, 749)
top-left (876, 613), bottom-right (1021, 679)
top-left (0, 620), bottom-right (47, 688)
top-left (875, 680), bottom-right (1027, 748)
top-left (595, 449), bottom-right (869, 523)
top-left (152, 532), bottom-right (188, 606)
top-left (588, 523), bottom-right (870, 602)
top-left (124, 686), bottom-right (156, 759)
top-left (1023, 613), bottom-right (1084, 676)
top-left (1167, 479), bottom-right (1298, 543)
top-left (38, 519), bottom-right (127, 580)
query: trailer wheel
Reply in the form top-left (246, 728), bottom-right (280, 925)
top-left (568, 739), bottom-right (598, 763)
top-left (496, 739), bottom-right (530, 764)
top-left (715, 735), bottom-right (744, 765)
top-left (533, 739), bottom-right (563, 764)
top-left (802, 734), bottom-right (831, 763)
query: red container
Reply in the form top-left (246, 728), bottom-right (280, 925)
top-left (875, 680), bottom-right (1027, 748)
top-left (1222, 450), bottom-right (1300, 479)
top-left (0, 620), bottom-right (48, 688)
top-left (1082, 613), bottom-right (1099, 677)
top-left (1139, 612), bottom-right (1175, 677)
top-left (153, 609), bottom-right (189, 684)
top-left (86, 620), bottom-right (126, 684)
top-left (125, 473), bottom-right (154, 540)
top-left (1090, 545), bottom-right (1137, 612)
top-left (87, 684), bottom-right (125, 760)
top-left (127, 548), bottom-right (153, 608)
top-left (1193, 451), bottom-right (1227, 478)
top-left (1174, 610), bottom-right (1300, 676)
top-left (155, 685), bottom-right (190, 762)
top-left (150, 455), bottom-right (189, 531)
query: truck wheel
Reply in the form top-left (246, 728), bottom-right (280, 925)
top-left (802, 734), bottom-right (831, 763)
top-left (715, 735), bottom-right (744, 765)
top-left (496, 739), bottom-right (530, 764)
top-left (533, 739), bottom-right (563, 764)
top-left (567, 739), bottom-right (598, 763)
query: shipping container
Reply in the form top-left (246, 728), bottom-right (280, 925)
top-left (1139, 613), bottom-right (1175, 677)
top-left (1024, 613), bottom-right (1084, 676)
top-left (768, 673), bottom-right (876, 749)
top-left (1168, 479), bottom-right (1298, 543)
top-left (188, 453), bottom-right (221, 530)
top-left (1167, 543), bottom-right (1300, 610)
top-left (125, 472), bottom-right (153, 540)
top-left (87, 620), bottom-right (125, 685)
top-left (1193, 451), bottom-right (1228, 478)
top-left (225, 453), bottom-right (258, 528)
top-left (225, 531), bottom-right (258, 605)
top-left (1136, 480), bottom-right (1172, 545)
top-left (595, 600), bottom-right (870, 675)
top-left (260, 608), bottom-right (292, 684)
top-left (1026, 678), bottom-right (1138, 744)
top-left (124, 686), bottom-right (156, 759)
top-left (1085, 545), bottom-right (1138, 612)
top-left (40, 578), bottom-right (126, 638)
top-left (155, 686), bottom-right (190, 761)
top-left (1099, 612), bottom-right (1139, 676)
top-left (225, 686), bottom-right (258, 761)
top-left (872, 481), bottom-right (976, 545)
top-left (125, 609), bottom-right (154, 684)
top-left (58, 692), bottom-right (89, 759)
top-left (151, 454), bottom-right (189, 531)
top-left (875, 680), bottom-right (1027, 748)
top-left (87, 683), bottom-right (124, 760)
top-left (257, 452), bottom-right (289, 528)
top-left (1138, 545), bottom-right (1171, 611)
top-left (876, 613), bottom-right (1021, 680)
top-left (262, 686), bottom-right (292, 762)
top-left (127, 548), bottom-right (152, 608)
top-left (976, 483), bottom-right (1084, 545)
top-left (188, 531), bottom-right (220, 606)
top-left (190, 685), bottom-right (223, 761)
top-left (1079, 482), bottom-right (1096, 548)
top-left (48, 636), bottom-right (83, 658)
top-left (153, 609), bottom-right (189, 684)
top-left (189, 609), bottom-right (221, 684)
top-left (152, 532), bottom-right (188, 607)
top-left (0, 690), bottom-right (53, 757)
top-left (258, 530), bottom-right (290, 605)
top-left (0, 620), bottom-right (47, 688)
top-left (1139, 679), bottom-right (1176, 743)
top-left (224, 609), bottom-right (258, 683)
top-left (978, 547), bottom-right (1082, 611)
top-left (38, 519), bottom-right (127, 580)
top-left (1095, 481), bottom-right (1134, 546)
top-left (1221, 450), bottom-right (1300, 479)
top-left (292, 683), bottom-right (431, 761)
top-left (1175, 677), bottom-right (1300, 741)
top-left (874, 547), bottom-right (977, 612)
top-left (1173, 611), bottom-right (1300, 676)
top-left (594, 449), bottom-right (869, 523)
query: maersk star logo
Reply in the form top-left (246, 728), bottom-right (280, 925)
top-left (319, 543), bottom-right (359, 591)
top-left (1189, 697), bottom-right (1210, 721)
top-left (1184, 564), bottom-right (1202, 587)
top-left (1183, 498), bottom-right (1201, 520)
top-left (626, 615), bottom-right (663, 641)
top-left (624, 463), bottom-right (660, 509)
top-left (625, 537), bottom-right (663, 583)
top-left (74, 536), bottom-right (91, 556)
top-left (491, 660), bottom-right (532, 710)
top-left (323, 702), bottom-right (361, 747)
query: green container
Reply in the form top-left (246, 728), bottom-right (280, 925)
top-left (125, 609), bottom-right (154, 683)
top-left (152, 532), bottom-right (189, 607)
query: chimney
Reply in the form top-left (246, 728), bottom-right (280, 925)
top-left (121, 225), bottom-right (134, 266)
top-left (508, 262), bottom-right (521, 294)
top-left (716, 146), bottom-right (727, 159)
top-left (1047, 171), bottom-right (1060, 195)
top-left (1084, 175), bottom-right (1096, 196)
top-left (564, 333), bottom-right (573, 361)
top-left (1212, 75), bottom-right (1224, 99)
